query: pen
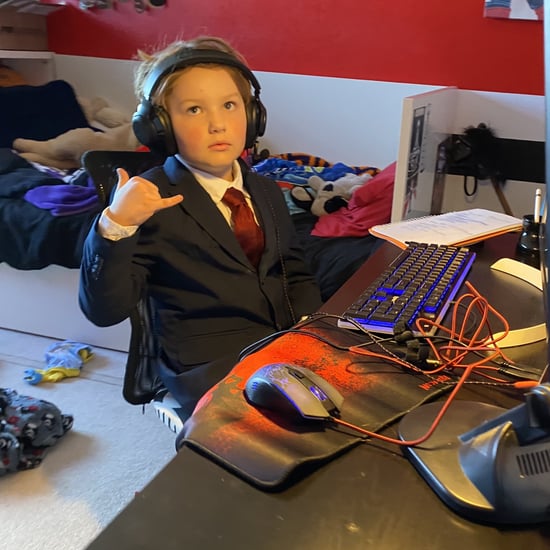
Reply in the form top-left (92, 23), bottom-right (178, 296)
top-left (534, 188), bottom-right (542, 224)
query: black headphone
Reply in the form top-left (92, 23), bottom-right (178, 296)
top-left (132, 49), bottom-right (267, 157)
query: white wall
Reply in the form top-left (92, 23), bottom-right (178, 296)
top-left (55, 54), bottom-right (139, 115)
top-left (54, 54), bottom-right (437, 169)
top-left (255, 72), bottom-right (436, 167)
top-left (455, 90), bottom-right (544, 141)
top-left (56, 54), bottom-right (544, 220)
top-left (0, 264), bottom-right (130, 351)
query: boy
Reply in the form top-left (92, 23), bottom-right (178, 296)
top-left (79, 36), bottom-right (322, 424)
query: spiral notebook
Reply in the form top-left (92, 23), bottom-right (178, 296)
top-left (369, 208), bottom-right (522, 248)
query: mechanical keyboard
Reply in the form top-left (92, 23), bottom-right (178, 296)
top-left (338, 242), bottom-right (476, 336)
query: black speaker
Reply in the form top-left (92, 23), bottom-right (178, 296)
top-left (132, 49), bottom-right (267, 157)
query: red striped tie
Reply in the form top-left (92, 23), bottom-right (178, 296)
top-left (222, 187), bottom-right (265, 268)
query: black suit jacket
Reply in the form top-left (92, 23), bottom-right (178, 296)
top-left (79, 156), bottom-right (322, 415)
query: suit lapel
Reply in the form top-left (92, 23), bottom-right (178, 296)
top-left (161, 157), bottom-right (252, 267)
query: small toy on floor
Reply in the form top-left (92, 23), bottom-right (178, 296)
top-left (23, 340), bottom-right (94, 384)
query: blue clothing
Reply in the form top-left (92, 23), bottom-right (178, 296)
top-left (485, 0), bottom-right (543, 9)
top-left (254, 157), bottom-right (371, 186)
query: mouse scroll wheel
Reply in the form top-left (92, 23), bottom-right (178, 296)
top-left (309, 385), bottom-right (328, 402)
top-left (289, 370), bottom-right (327, 401)
top-left (289, 369), bottom-right (305, 379)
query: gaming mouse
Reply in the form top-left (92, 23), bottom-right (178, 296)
top-left (244, 363), bottom-right (344, 421)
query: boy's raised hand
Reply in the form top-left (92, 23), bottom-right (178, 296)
top-left (106, 168), bottom-right (184, 227)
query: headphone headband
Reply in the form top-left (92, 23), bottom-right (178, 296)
top-left (142, 49), bottom-right (262, 102)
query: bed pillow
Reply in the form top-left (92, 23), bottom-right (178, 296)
top-left (311, 161), bottom-right (396, 237)
top-left (0, 79), bottom-right (94, 148)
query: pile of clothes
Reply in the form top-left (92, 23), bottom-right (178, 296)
top-left (0, 388), bottom-right (73, 476)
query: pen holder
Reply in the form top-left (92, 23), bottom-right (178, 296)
top-left (516, 214), bottom-right (541, 268)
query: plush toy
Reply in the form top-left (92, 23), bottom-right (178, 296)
top-left (12, 96), bottom-right (136, 170)
top-left (13, 123), bottom-right (139, 170)
top-left (290, 172), bottom-right (373, 217)
top-left (77, 95), bottom-right (131, 129)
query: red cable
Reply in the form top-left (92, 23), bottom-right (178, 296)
top-left (341, 282), bottom-right (537, 447)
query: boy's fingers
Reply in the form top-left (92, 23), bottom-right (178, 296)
top-left (159, 194), bottom-right (184, 210)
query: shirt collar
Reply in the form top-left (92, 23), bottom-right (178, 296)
top-left (176, 156), bottom-right (245, 204)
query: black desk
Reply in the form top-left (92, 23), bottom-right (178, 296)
top-left (88, 235), bottom-right (550, 550)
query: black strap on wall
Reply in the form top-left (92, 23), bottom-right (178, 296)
top-left (444, 132), bottom-right (545, 184)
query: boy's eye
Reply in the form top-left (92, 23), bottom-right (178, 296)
top-left (224, 101), bottom-right (236, 110)
top-left (187, 105), bottom-right (201, 115)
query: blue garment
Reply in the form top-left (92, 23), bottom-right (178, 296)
top-left (253, 157), bottom-right (367, 186)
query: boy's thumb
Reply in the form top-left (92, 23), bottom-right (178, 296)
top-left (115, 168), bottom-right (130, 188)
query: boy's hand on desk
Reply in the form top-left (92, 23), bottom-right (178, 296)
top-left (107, 168), bottom-right (184, 227)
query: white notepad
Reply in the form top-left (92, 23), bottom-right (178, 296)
top-left (369, 208), bottom-right (523, 248)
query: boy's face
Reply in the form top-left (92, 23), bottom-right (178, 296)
top-left (166, 66), bottom-right (248, 181)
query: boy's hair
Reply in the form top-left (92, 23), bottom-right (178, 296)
top-left (134, 36), bottom-right (253, 111)
top-left (132, 36), bottom-right (266, 155)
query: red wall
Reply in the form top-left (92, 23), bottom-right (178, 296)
top-left (47, 0), bottom-right (544, 95)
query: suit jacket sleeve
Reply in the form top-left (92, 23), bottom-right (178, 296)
top-left (78, 216), bottom-right (151, 327)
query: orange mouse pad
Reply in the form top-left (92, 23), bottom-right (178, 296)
top-left (180, 323), bottom-right (451, 489)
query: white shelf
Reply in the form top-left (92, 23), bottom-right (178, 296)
top-left (0, 49), bottom-right (53, 60)
top-left (0, 49), bottom-right (55, 84)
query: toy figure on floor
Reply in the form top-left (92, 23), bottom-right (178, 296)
top-left (79, 36), bottom-right (322, 425)
top-left (23, 340), bottom-right (94, 384)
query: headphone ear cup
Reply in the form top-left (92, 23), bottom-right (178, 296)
top-left (132, 100), bottom-right (157, 149)
top-left (153, 105), bottom-right (178, 157)
top-left (132, 101), bottom-right (177, 157)
top-left (245, 97), bottom-right (267, 149)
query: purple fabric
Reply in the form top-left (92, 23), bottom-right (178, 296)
top-left (24, 184), bottom-right (99, 216)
